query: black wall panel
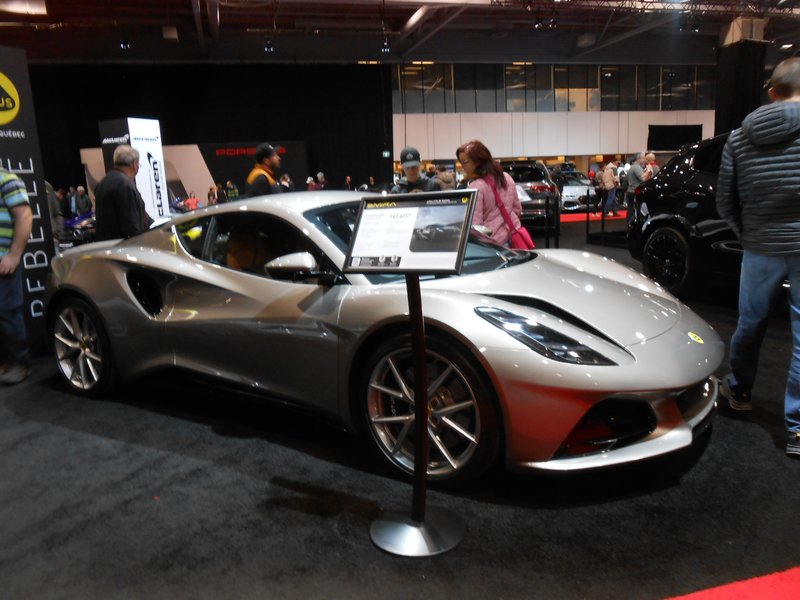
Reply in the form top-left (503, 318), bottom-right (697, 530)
top-left (714, 41), bottom-right (767, 136)
top-left (29, 63), bottom-right (394, 192)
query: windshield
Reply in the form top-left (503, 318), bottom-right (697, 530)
top-left (306, 202), bottom-right (536, 283)
top-left (505, 166), bottom-right (548, 183)
top-left (564, 173), bottom-right (591, 186)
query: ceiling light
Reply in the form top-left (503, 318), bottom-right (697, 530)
top-left (119, 37), bottom-right (130, 50)
top-left (264, 39), bottom-right (274, 53)
top-left (381, 38), bottom-right (390, 54)
top-left (533, 18), bottom-right (543, 30)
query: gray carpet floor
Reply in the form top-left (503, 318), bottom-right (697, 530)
top-left (2, 220), bottom-right (799, 599)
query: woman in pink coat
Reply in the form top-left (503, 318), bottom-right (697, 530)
top-left (456, 139), bottom-right (521, 246)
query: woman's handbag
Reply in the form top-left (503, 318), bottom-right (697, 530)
top-left (485, 176), bottom-right (535, 250)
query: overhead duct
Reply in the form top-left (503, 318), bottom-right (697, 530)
top-left (721, 16), bottom-right (768, 46)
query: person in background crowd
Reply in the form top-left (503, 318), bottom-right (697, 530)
top-left (225, 180), bottom-right (239, 201)
top-left (0, 168), bottom-right (34, 384)
top-left (46, 181), bottom-right (64, 250)
top-left (601, 161), bottom-right (619, 216)
top-left (207, 186), bottom-right (217, 205)
top-left (456, 139), bottom-right (521, 246)
top-left (344, 175), bottom-right (353, 190)
top-left (94, 144), bottom-right (152, 241)
top-left (645, 152), bottom-right (660, 179)
top-left (215, 183), bottom-right (227, 204)
top-left (624, 151), bottom-right (648, 223)
top-left (246, 143), bottom-right (283, 197)
top-left (316, 172), bottom-right (328, 190)
top-left (63, 185), bottom-right (91, 218)
top-left (183, 191), bottom-right (200, 211)
top-left (306, 176), bottom-right (317, 191)
top-left (716, 56), bottom-right (800, 458)
top-left (435, 164), bottom-right (456, 190)
top-left (52, 187), bottom-right (66, 232)
top-left (75, 186), bottom-right (92, 213)
top-left (390, 146), bottom-right (440, 194)
top-left (280, 173), bottom-right (295, 192)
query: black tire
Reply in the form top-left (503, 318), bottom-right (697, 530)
top-left (360, 334), bottom-right (500, 485)
top-left (642, 226), bottom-right (697, 297)
top-left (51, 297), bottom-right (118, 397)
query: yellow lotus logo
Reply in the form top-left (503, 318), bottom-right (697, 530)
top-left (0, 71), bottom-right (20, 126)
top-left (688, 332), bottom-right (704, 344)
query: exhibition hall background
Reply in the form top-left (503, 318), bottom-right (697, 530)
top-left (28, 41), bottom-right (764, 194)
top-left (29, 63), bottom-right (395, 192)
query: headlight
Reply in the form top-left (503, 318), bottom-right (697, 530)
top-left (475, 307), bottom-right (616, 365)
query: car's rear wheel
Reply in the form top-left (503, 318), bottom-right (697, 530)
top-left (51, 297), bottom-right (117, 396)
top-left (642, 226), bottom-right (697, 297)
top-left (361, 334), bottom-right (500, 485)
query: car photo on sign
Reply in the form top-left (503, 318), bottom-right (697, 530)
top-left (46, 191), bottom-right (723, 485)
top-left (410, 204), bottom-right (467, 252)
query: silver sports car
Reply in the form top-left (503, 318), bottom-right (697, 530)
top-left (46, 192), bottom-right (723, 484)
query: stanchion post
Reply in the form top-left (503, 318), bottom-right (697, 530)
top-left (406, 273), bottom-right (429, 524)
top-left (369, 273), bottom-right (466, 557)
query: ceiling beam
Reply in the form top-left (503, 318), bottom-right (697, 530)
top-left (574, 13), bottom-right (680, 57)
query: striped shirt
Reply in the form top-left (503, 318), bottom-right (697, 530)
top-left (0, 169), bottom-right (30, 257)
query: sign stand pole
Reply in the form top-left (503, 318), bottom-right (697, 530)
top-left (370, 274), bottom-right (466, 557)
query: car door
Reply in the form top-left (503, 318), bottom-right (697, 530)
top-left (688, 137), bottom-right (743, 272)
top-left (165, 212), bottom-right (346, 413)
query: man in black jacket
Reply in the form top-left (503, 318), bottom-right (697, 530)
top-left (245, 143), bottom-right (283, 197)
top-left (390, 146), bottom-right (440, 194)
top-left (716, 57), bottom-right (800, 457)
top-left (95, 145), bottom-right (151, 241)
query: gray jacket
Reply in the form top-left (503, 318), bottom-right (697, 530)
top-left (716, 100), bottom-right (800, 255)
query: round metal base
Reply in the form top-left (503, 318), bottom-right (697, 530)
top-left (370, 507), bottom-right (466, 557)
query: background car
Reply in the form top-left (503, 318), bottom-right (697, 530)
top-left (503, 161), bottom-right (561, 226)
top-left (627, 133), bottom-right (741, 297)
top-left (47, 192), bottom-right (723, 485)
top-left (560, 171), bottom-right (597, 212)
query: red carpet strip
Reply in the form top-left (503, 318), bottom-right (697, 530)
top-left (560, 210), bottom-right (627, 223)
top-left (666, 566), bottom-right (800, 599)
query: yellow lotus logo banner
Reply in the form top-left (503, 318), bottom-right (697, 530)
top-left (0, 71), bottom-right (20, 126)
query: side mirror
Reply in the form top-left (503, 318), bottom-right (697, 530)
top-left (265, 252), bottom-right (340, 286)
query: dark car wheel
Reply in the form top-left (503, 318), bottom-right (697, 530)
top-left (642, 226), bottom-right (696, 297)
top-left (361, 334), bottom-right (500, 485)
top-left (51, 297), bottom-right (117, 396)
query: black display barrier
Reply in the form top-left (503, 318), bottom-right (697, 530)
top-left (0, 45), bottom-right (53, 352)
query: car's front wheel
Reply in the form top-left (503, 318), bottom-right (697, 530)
top-left (642, 226), bottom-right (696, 297)
top-left (51, 297), bottom-right (117, 396)
top-left (361, 334), bottom-right (500, 485)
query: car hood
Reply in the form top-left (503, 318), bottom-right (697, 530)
top-left (425, 249), bottom-right (679, 347)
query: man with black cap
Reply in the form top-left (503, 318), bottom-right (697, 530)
top-left (246, 143), bottom-right (283, 197)
top-left (390, 146), bottom-right (440, 194)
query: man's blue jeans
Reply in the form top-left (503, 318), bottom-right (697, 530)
top-left (603, 188), bottom-right (617, 215)
top-left (729, 250), bottom-right (800, 433)
top-left (0, 267), bottom-right (29, 367)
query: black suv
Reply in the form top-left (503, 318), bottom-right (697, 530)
top-left (627, 133), bottom-right (741, 297)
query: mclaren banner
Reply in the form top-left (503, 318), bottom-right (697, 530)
top-left (99, 117), bottom-right (167, 221)
top-left (0, 45), bottom-right (53, 352)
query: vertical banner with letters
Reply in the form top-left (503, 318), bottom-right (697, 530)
top-left (0, 45), bottom-right (53, 352)
top-left (99, 117), bottom-right (167, 222)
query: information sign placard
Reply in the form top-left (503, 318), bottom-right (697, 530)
top-left (344, 189), bottom-right (477, 275)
